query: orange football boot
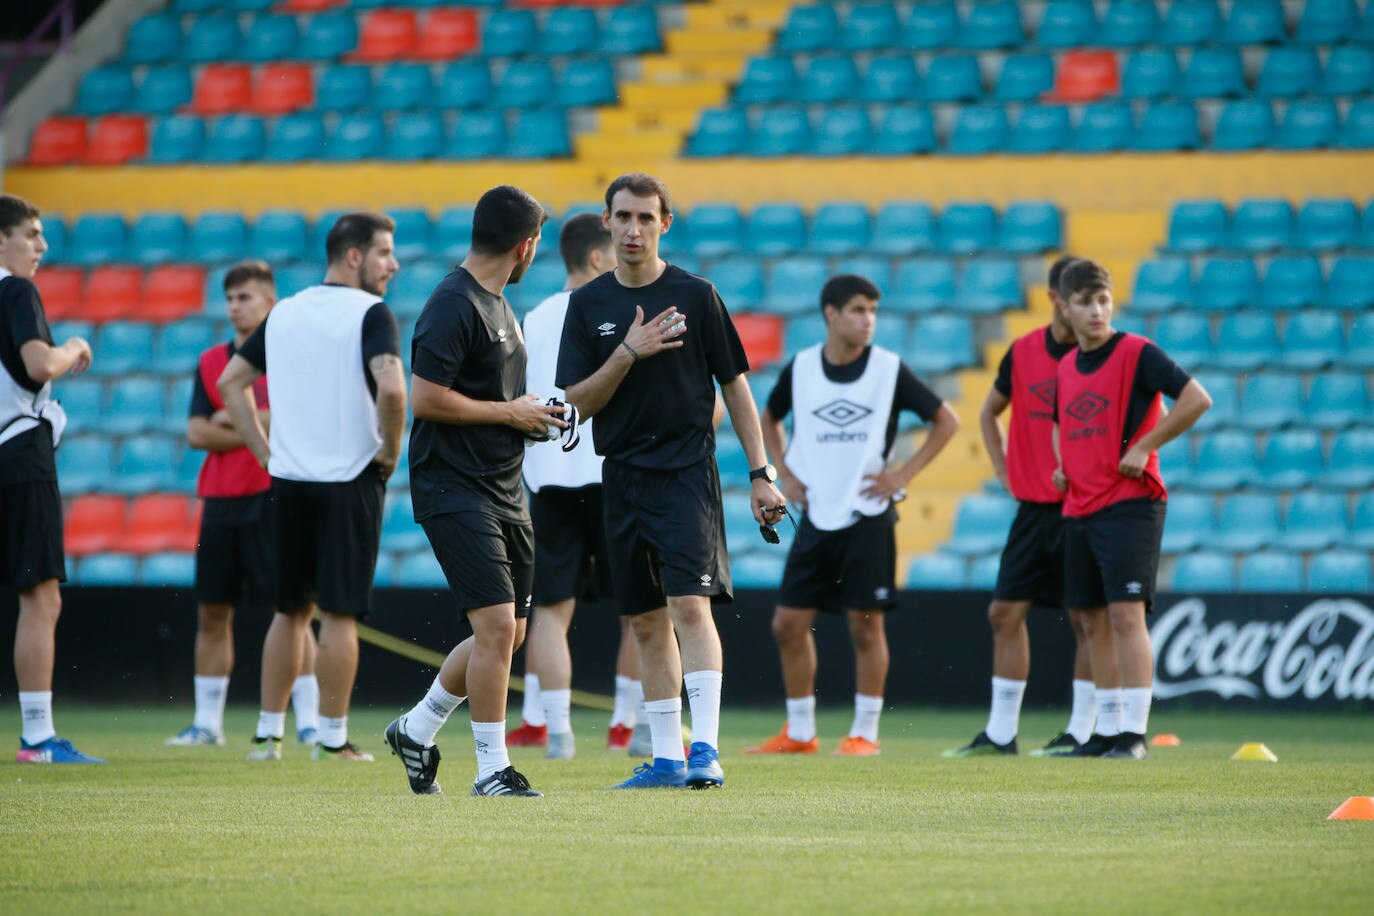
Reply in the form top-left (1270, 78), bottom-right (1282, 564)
top-left (833, 736), bottom-right (880, 756)
top-left (743, 727), bottom-right (819, 754)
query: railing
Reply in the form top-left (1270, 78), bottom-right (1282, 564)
top-left (0, 0), bottom-right (77, 126)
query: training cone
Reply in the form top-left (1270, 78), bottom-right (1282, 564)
top-left (1231, 742), bottom-right (1278, 762)
top-left (1151, 733), bottom-right (1181, 747)
top-left (1327, 797), bottom-right (1374, 821)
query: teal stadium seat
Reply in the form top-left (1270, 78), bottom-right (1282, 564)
top-left (815, 106), bottom-right (872, 155)
top-left (181, 15), bottom-right (241, 63)
top-left (908, 314), bottom-right (975, 373)
top-left (299, 11), bottom-right (357, 60)
top-left (1222, 0), bottom-right (1287, 45)
top-left (874, 105), bottom-right (937, 154)
top-left (206, 115), bottom-right (265, 163)
top-left (1307, 551), bottom-right (1372, 593)
top-left (388, 261), bottom-right (449, 318)
top-left (950, 105), bottom-right (1010, 154)
top-left (778, 4), bottom-right (839, 52)
top-left (687, 108), bottom-right (748, 156)
top-left (104, 378), bottom-right (166, 436)
top-left (1258, 256), bottom-right (1323, 310)
top-left (189, 212), bottom-right (247, 263)
top-left (764, 257), bottom-right (828, 313)
top-left (1352, 495), bottom-right (1374, 549)
top-left (242, 16), bottom-right (299, 62)
top-left (57, 378), bottom-right (103, 421)
top-left (1134, 101), bottom-right (1200, 150)
top-left (435, 207), bottom-right (475, 260)
top-left (445, 110), bottom-right (507, 160)
top-left (315, 65), bottom-right (372, 112)
top-left (1258, 47), bottom-right (1320, 98)
top-left (1180, 47), bottom-right (1245, 98)
top-left (539, 7), bottom-right (600, 56)
top-left (1167, 199), bottom-right (1226, 252)
top-left (1074, 102), bottom-right (1135, 151)
top-left (1036, 1), bottom-right (1098, 47)
top-left (250, 211), bottom-right (308, 263)
top-left (995, 53), bottom-right (1054, 101)
top-left (385, 112), bottom-right (444, 161)
top-left (1297, 0), bottom-right (1358, 43)
top-left (1213, 312), bottom-right (1277, 371)
top-left (750, 107), bottom-right (810, 156)
top-left (507, 110), bottom-right (569, 158)
top-left (77, 555), bottom-right (139, 586)
top-left (130, 213), bottom-right (187, 265)
top-left (1213, 99), bottom-right (1277, 151)
top-left (835, 255), bottom-right (892, 294)
top-left (266, 113), bottom-right (325, 161)
top-left (904, 2), bottom-right (960, 50)
top-left (1307, 373), bottom-right (1370, 430)
top-left (92, 321), bottom-right (156, 377)
top-left (888, 261), bottom-right (957, 312)
top-left (151, 318), bottom-right (215, 375)
top-left (783, 314), bottom-right (827, 351)
top-left (437, 60), bottom-right (492, 109)
top-left (69, 213), bottom-right (127, 266)
top-left (1162, 0), bottom-right (1223, 45)
top-left (1258, 429), bottom-right (1325, 490)
top-left (482, 8), bottom-right (536, 56)
top-left (1172, 552), bottom-right (1237, 591)
top-left (1339, 101), bottom-right (1374, 148)
top-left (873, 202), bottom-right (935, 256)
top-left (1191, 429), bottom-right (1259, 489)
top-left (1196, 258), bottom-right (1258, 309)
top-left (75, 66), bottom-right (134, 115)
top-left (733, 553), bottom-right (788, 589)
top-left (1131, 258), bottom-right (1192, 311)
top-left (496, 61), bottom-right (555, 109)
top-left (809, 204), bottom-right (870, 255)
top-left (1328, 258), bottom-right (1374, 310)
top-left (709, 258), bottom-right (764, 309)
top-left (958, 260), bottom-right (1022, 313)
top-left (922, 56), bottom-right (983, 102)
top-left (559, 59), bottom-right (617, 107)
top-left (1122, 49), bottom-right (1180, 99)
top-left (863, 56), bottom-right (919, 102)
top-left (1276, 100), bottom-right (1341, 150)
top-left (135, 64), bottom-right (193, 114)
top-left (390, 209), bottom-right (433, 261)
top-left (1098, 0), bottom-right (1160, 47)
top-left (945, 495), bottom-right (1017, 556)
top-left (1280, 310), bottom-right (1344, 370)
top-left (141, 553), bottom-right (195, 587)
top-left (906, 553), bottom-right (966, 589)
top-left (113, 435), bottom-right (179, 493)
top-left (1322, 47), bottom-right (1373, 96)
top-left (968, 554), bottom-right (1001, 590)
top-left (1009, 105), bottom-right (1071, 153)
top-left (327, 113), bottom-right (385, 160)
top-left (843, 3), bottom-right (900, 51)
top-left (172, 0), bottom-right (224, 11)
top-left (381, 493), bottom-right (428, 553)
top-left (1296, 199), bottom-right (1358, 250)
top-left (961, 0), bottom-right (1024, 50)
top-left (162, 377), bottom-right (193, 434)
top-left (42, 217), bottom-right (65, 263)
top-left (125, 14), bottom-right (181, 64)
top-left (749, 204), bottom-right (807, 257)
top-left (1161, 492), bottom-right (1214, 553)
top-left (1237, 552), bottom-right (1303, 592)
top-left (736, 56), bottom-right (794, 104)
top-left (375, 63), bottom-right (432, 111)
top-left (57, 438), bottom-right (114, 494)
top-left (685, 204), bottom-right (745, 257)
top-left (938, 203), bottom-right (996, 254)
top-left (226, 0), bottom-right (278, 13)
top-left (1277, 491), bottom-right (1347, 551)
top-left (602, 6), bottom-right (661, 55)
top-left (798, 56), bottom-right (859, 103)
top-left (392, 550), bottom-right (448, 589)
top-left (1323, 429), bottom-right (1374, 489)
top-left (1237, 373), bottom-right (1302, 430)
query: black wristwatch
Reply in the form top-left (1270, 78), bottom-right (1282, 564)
top-left (749, 463), bottom-right (778, 483)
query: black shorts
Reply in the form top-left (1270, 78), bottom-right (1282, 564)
top-left (273, 466), bottom-right (385, 617)
top-left (993, 500), bottom-right (1066, 608)
top-left (195, 496), bottom-right (275, 608)
top-left (1063, 498), bottom-right (1167, 611)
top-left (778, 511), bottom-right (898, 613)
top-left (529, 484), bottom-right (611, 607)
top-left (601, 457), bottom-right (732, 616)
top-left (0, 480), bottom-right (65, 591)
top-left (421, 511), bottom-right (534, 617)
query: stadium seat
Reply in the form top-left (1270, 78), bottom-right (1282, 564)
top-left (386, 260), bottom-right (448, 318)
top-left (950, 105), bottom-right (1009, 154)
top-left (601, 5), bottom-right (660, 55)
top-left (250, 64), bottom-right (313, 115)
top-left (1009, 105), bottom-right (1072, 153)
top-left (1321, 46), bottom-right (1374, 96)
top-left (1278, 491), bottom-right (1348, 551)
top-left (684, 204), bottom-right (745, 258)
top-left (1297, 0), bottom-right (1358, 43)
top-left (779, 4), bottom-right (840, 52)
top-left (707, 259), bottom-right (761, 312)
top-left (314, 65), bottom-right (371, 113)
top-left (56, 377), bottom-right (104, 424)
top-left (264, 113), bottom-right (324, 161)
top-left (908, 314), bottom-right (975, 373)
top-left (887, 261), bottom-right (957, 313)
top-left (871, 202), bottom-right (935, 257)
top-left (961, 0), bottom-right (1023, 49)
top-left (1196, 259), bottom-right (1259, 310)
top-left (798, 56), bottom-right (859, 104)
top-left (150, 318), bottom-right (216, 375)
top-left (507, 110), bottom-right (570, 158)
top-left (538, 7), bottom-right (598, 55)
top-left (245, 211), bottom-right (306, 265)
top-left (783, 314), bottom-right (827, 352)
top-left (1167, 200), bottom-right (1227, 252)
top-left (57, 437), bottom-right (115, 495)
top-left (417, 8), bottom-right (479, 60)
top-left (1308, 372), bottom-right (1370, 430)
top-left (1121, 49), bottom-right (1180, 99)
top-left (353, 9), bottom-right (417, 61)
top-left (34, 268), bottom-right (82, 319)
top-left (1338, 100), bottom-right (1374, 148)
top-left (748, 204), bottom-right (807, 257)
top-left (74, 66), bottom-right (133, 116)
top-left (112, 435), bottom-right (180, 494)
top-left (558, 59), bottom-right (617, 107)
top-left (129, 213), bottom-right (187, 266)
top-left (874, 105), bottom-right (937, 155)
top-left (1221, 0), bottom-right (1287, 45)
top-left (808, 204), bottom-right (869, 256)
top-left (299, 10), bottom-right (358, 59)
top-left (687, 108), bottom-right (748, 157)
top-left (731, 553), bottom-right (788, 590)
top-left (124, 494), bottom-right (197, 554)
top-left (1171, 551), bottom-right (1236, 591)
top-left (1098, 0), bottom-right (1160, 46)
top-left (65, 495), bottom-right (127, 555)
top-left (42, 217), bottom-right (66, 264)
top-left (1152, 314), bottom-right (1213, 369)
top-left (906, 553), bottom-right (966, 589)
top-left (835, 255), bottom-right (892, 296)
top-left (182, 14), bottom-right (240, 63)
top-left (1353, 494), bottom-right (1374, 549)
top-left (1237, 551), bottom-right (1303, 592)
top-left (1323, 429), bottom-right (1374, 488)
top-left (384, 112), bottom-right (443, 161)
top-left (1191, 371), bottom-right (1236, 430)
top-left (76, 554), bottom-right (139, 585)
top-left (326, 113), bottom-right (385, 160)
top-left (1280, 311), bottom-right (1345, 370)
top-left (1258, 47), bottom-right (1320, 98)
top-left (1134, 101), bottom-right (1200, 151)
top-left (189, 213), bottom-right (248, 264)
top-left (1213, 99), bottom-right (1277, 151)
top-left (434, 207), bottom-right (475, 260)
top-left (1296, 199), bottom-right (1359, 250)
top-left (125, 14), bottom-right (181, 64)
top-left (205, 115), bottom-right (266, 163)
top-left (384, 209), bottom-right (431, 262)
top-left (958, 260), bottom-right (1021, 313)
top-left (381, 494), bottom-right (428, 553)
top-left (750, 108), bottom-right (811, 156)
top-left (1213, 312), bottom-right (1278, 370)
top-left (69, 214), bottom-right (127, 267)
top-left (814, 104), bottom-right (874, 154)
top-left (1191, 429), bottom-right (1259, 489)
top-left (28, 117), bottom-right (87, 165)
top-left (994, 53), bottom-right (1054, 101)
top-left (147, 115), bottom-right (205, 163)
top-left (1161, 492), bottom-right (1215, 553)
top-left (495, 60), bottom-right (554, 109)
top-left (736, 55), bottom-right (794, 104)
top-left (1307, 550), bottom-right (1372, 593)
top-left (1258, 256), bottom-right (1323, 310)
top-left (103, 377), bottom-right (165, 436)
top-left (435, 60), bottom-right (491, 110)
top-left (967, 554), bottom-right (1001, 590)
top-left (1328, 258), bottom-right (1374, 310)
top-left (731, 313), bottom-right (784, 367)
top-left (141, 265), bottom-right (202, 322)
top-left (241, 15), bottom-right (298, 62)
top-left (922, 56), bottom-right (983, 102)
top-left (80, 267), bottom-right (140, 323)
top-left (82, 115), bottom-right (146, 165)
top-left (1073, 102), bottom-right (1134, 152)
top-left (945, 495), bottom-right (1016, 556)
top-left (134, 64), bottom-right (192, 114)
top-left (92, 321), bottom-right (156, 377)
top-left (1131, 258), bottom-right (1192, 311)
top-left (843, 3), bottom-right (900, 50)
top-left (764, 257), bottom-right (829, 314)
top-left (1257, 429), bottom-right (1325, 490)
top-left (1036, 1), bottom-right (1099, 47)
top-left (1275, 100), bottom-right (1341, 151)
top-left (1161, 0), bottom-right (1223, 44)
top-left (390, 550), bottom-right (448, 589)
top-left (161, 376), bottom-right (193, 434)
top-left (445, 110), bottom-right (507, 160)
top-left (1236, 373), bottom-right (1302, 430)
top-left (141, 552), bottom-right (196, 587)
top-left (1181, 48), bottom-right (1246, 99)
top-left (994, 203), bottom-right (1059, 254)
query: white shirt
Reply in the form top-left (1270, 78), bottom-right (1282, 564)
top-left (521, 289), bottom-right (602, 492)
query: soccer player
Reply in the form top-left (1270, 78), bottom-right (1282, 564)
top-left (745, 275), bottom-right (958, 757)
top-left (384, 185), bottom-right (565, 798)
top-left (558, 172), bottom-right (785, 790)
top-left (944, 255), bottom-right (1097, 758)
top-left (166, 261), bottom-right (320, 747)
top-left (0, 193), bottom-right (103, 764)
top-left (218, 213), bottom-right (407, 762)
top-left (1052, 259), bottom-right (1211, 759)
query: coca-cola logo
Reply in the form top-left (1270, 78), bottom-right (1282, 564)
top-left (1150, 598), bottom-right (1374, 702)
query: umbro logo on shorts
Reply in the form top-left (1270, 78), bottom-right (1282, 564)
top-left (874, 587), bottom-right (890, 601)
top-left (598, 322), bottom-right (617, 336)
top-left (498, 328), bottom-right (507, 341)
top-left (1125, 581), bottom-right (1143, 595)
top-left (700, 574), bottom-right (712, 586)
top-left (1066, 391), bottom-right (1110, 422)
top-left (1030, 379), bottom-right (1057, 408)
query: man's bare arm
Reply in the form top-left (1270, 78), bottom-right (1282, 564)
top-left (370, 353), bottom-right (408, 479)
top-left (20, 337), bottom-right (91, 383)
top-left (722, 374), bottom-right (786, 524)
top-left (411, 375), bottom-right (566, 436)
top-left (216, 355), bottom-right (269, 467)
top-left (979, 388), bottom-right (1012, 492)
top-left (861, 404), bottom-right (961, 500)
top-left (1120, 379), bottom-right (1212, 478)
top-left (761, 405), bottom-right (806, 510)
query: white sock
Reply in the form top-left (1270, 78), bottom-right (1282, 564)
top-left (403, 677), bottom-right (466, 746)
top-left (19, 691), bottom-right (55, 745)
top-left (1122, 687), bottom-right (1153, 735)
top-left (644, 697), bottom-right (685, 763)
top-left (521, 673), bottom-right (546, 726)
top-left (291, 675), bottom-right (319, 733)
top-left (318, 716), bottom-right (348, 749)
top-left (683, 670), bottom-right (722, 749)
top-left (542, 689), bottom-right (572, 736)
top-left (192, 675), bottom-right (229, 735)
top-left (849, 693), bottom-right (884, 742)
top-left (610, 675), bottom-right (641, 728)
top-left (1067, 679), bottom-right (1096, 743)
top-left (256, 710), bottom-right (285, 740)
top-left (785, 695), bottom-right (817, 742)
top-left (472, 720), bottom-right (510, 779)
top-left (1095, 687), bottom-right (1124, 737)
top-left (984, 676), bottom-right (1026, 745)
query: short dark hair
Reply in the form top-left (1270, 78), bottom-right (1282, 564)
top-left (470, 185), bottom-right (548, 257)
top-left (820, 274), bottom-right (881, 314)
top-left (1059, 259), bottom-right (1113, 301)
top-left (559, 212), bottom-right (611, 273)
top-left (325, 211), bottom-right (396, 264)
top-left (604, 172), bottom-right (672, 218)
top-left (223, 259), bottom-right (275, 293)
top-left (0, 194), bottom-right (41, 237)
top-left (1047, 254), bottom-right (1079, 293)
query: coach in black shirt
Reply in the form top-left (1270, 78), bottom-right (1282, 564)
top-left (557, 172), bottom-right (785, 791)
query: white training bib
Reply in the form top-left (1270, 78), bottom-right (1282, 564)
top-left (521, 290), bottom-right (602, 492)
top-left (0, 268), bottom-right (65, 449)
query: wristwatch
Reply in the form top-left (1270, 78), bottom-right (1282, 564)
top-left (749, 463), bottom-right (778, 483)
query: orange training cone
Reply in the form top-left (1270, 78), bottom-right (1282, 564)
top-left (1231, 742), bottom-right (1278, 762)
top-left (1328, 797), bottom-right (1374, 821)
top-left (1150, 733), bottom-right (1181, 747)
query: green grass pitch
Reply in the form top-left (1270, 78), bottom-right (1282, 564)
top-left (2, 705), bottom-right (1371, 913)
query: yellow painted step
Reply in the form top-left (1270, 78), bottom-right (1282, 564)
top-left (1004, 311), bottom-right (1047, 340)
top-left (665, 28), bottom-right (773, 55)
top-left (575, 130), bottom-right (684, 161)
top-left (618, 81), bottom-right (728, 110)
top-left (598, 108), bottom-right (701, 134)
top-left (894, 492), bottom-right (963, 555)
top-left (640, 54), bottom-right (747, 84)
top-left (1067, 210), bottom-right (1166, 257)
top-left (685, 2), bottom-right (791, 31)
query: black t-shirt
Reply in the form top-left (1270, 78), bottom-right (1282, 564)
top-left (1053, 332), bottom-right (1192, 451)
top-left (188, 340), bottom-right (233, 419)
top-left (766, 346), bottom-right (944, 460)
top-left (237, 294), bottom-right (400, 396)
top-left (409, 267), bottom-right (529, 522)
top-left (555, 264), bottom-right (750, 470)
top-left (993, 325), bottom-right (1077, 398)
top-left (0, 275), bottom-right (57, 484)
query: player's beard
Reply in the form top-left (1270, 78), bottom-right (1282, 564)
top-left (507, 246), bottom-right (536, 285)
top-left (359, 260), bottom-right (390, 297)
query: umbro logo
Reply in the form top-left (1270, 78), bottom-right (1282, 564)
top-left (597, 322), bottom-right (617, 336)
top-left (812, 399), bottom-right (873, 428)
top-left (700, 574), bottom-right (712, 586)
top-left (1066, 392), bottom-right (1110, 422)
top-left (497, 327), bottom-right (507, 341)
top-left (1030, 379), bottom-right (1057, 408)
top-left (874, 587), bottom-right (890, 601)
top-left (1125, 581), bottom-right (1143, 595)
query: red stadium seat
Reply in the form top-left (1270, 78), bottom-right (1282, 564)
top-left (27, 117), bottom-right (87, 165)
top-left (352, 10), bottom-right (418, 62)
top-left (515, 0), bottom-right (626, 6)
top-left (84, 115), bottom-right (149, 165)
top-left (33, 267), bottom-right (85, 319)
top-left (276, 0), bottom-right (343, 10)
top-left (250, 63), bottom-right (313, 114)
top-left (83, 267), bottom-right (144, 321)
top-left (141, 265), bottom-right (206, 321)
top-left (189, 64), bottom-right (252, 115)
top-left (65, 495), bottom-right (128, 556)
top-left (415, 9), bottom-right (479, 60)
top-left (1049, 51), bottom-right (1120, 102)
top-left (125, 494), bottom-right (197, 554)
top-left (732, 313), bottom-right (784, 367)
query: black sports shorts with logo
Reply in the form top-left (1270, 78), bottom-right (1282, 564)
top-left (272, 464), bottom-right (385, 617)
top-left (528, 484), bottom-right (612, 607)
top-left (195, 492), bottom-right (275, 608)
top-left (1063, 497), bottom-right (1167, 611)
top-left (778, 510), bottom-right (898, 613)
top-left (993, 500), bottom-right (1066, 608)
top-left (601, 456), bottom-right (732, 616)
top-left (421, 511), bottom-right (534, 617)
top-left (0, 480), bottom-right (65, 590)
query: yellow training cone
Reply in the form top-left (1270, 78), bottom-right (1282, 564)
top-left (1231, 742), bottom-right (1278, 762)
top-left (1327, 797), bottom-right (1374, 821)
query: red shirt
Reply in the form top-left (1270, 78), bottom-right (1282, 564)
top-left (195, 342), bottom-right (270, 499)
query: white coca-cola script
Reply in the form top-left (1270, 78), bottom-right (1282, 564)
top-left (1150, 598), bottom-right (1374, 701)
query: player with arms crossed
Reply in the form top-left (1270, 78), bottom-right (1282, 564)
top-left (746, 274), bottom-right (958, 756)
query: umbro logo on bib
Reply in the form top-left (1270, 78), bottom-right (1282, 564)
top-left (1066, 391), bottom-right (1110, 422)
top-left (597, 322), bottom-right (617, 336)
top-left (1030, 379), bottom-right (1057, 407)
top-left (812, 399), bottom-right (872, 428)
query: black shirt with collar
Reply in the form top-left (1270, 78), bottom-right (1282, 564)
top-left (0, 275), bottom-right (56, 484)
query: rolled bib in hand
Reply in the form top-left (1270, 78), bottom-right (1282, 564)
top-left (524, 397), bottom-right (581, 452)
